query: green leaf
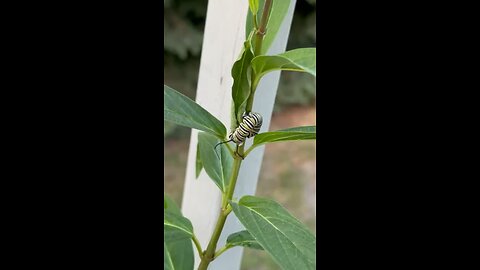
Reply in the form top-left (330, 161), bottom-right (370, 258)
top-left (164, 198), bottom-right (168, 209)
top-left (164, 242), bottom-right (175, 270)
top-left (166, 240), bottom-right (194, 270)
top-left (164, 193), bottom-right (181, 214)
top-left (164, 194), bottom-right (194, 270)
top-left (230, 196), bottom-right (316, 270)
top-left (164, 85), bottom-right (227, 139)
top-left (164, 211), bottom-right (193, 242)
top-left (252, 126), bottom-right (316, 149)
top-left (164, 193), bottom-right (193, 242)
top-left (248, 0), bottom-right (259, 15)
top-left (231, 41), bottom-right (254, 125)
top-left (226, 230), bottom-right (264, 250)
top-left (251, 48), bottom-right (316, 87)
top-left (246, 0), bottom-right (263, 39)
top-left (195, 142), bottom-right (202, 178)
top-left (198, 132), bottom-right (233, 192)
top-left (246, 0), bottom-right (291, 55)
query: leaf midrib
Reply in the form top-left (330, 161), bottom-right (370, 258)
top-left (253, 133), bottom-right (316, 147)
top-left (166, 248), bottom-right (175, 270)
top-left (243, 205), bottom-right (313, 266)
top-left (164, 221), bottom-right (192, 237)
top-left (202, 135), bottom-right (227, 191)
top-left (259, 132), bottom-right (315, 140)
top-left (229, 239), bottom-right (259, 246)
top-left (213, 141), bottom-right (226, 191)
top-left (253, 52), bottom-right (316, 78)
top-left (164, 107), bottom-right (220, 136)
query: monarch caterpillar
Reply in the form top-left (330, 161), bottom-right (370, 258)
top-left (214, 112), bottom-right (263, 153)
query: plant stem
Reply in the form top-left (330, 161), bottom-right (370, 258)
top-left (223, 149), bottom-right (243, 208)
top-left (197, 2), bottom-right (273, 269)
top-left (247, 0), bottom-right (273, 112)
top-left (192, 234), bottom-right (204, 259)
top-left (245, 79), bottom-right (259, 112)
top-left (253, 0), bottom-right (272, 56)
top-left (197, 211), bottom-right (228, 270)
top-left (214, 245), bottom-right (232, 259)
top-left (243, 145), bottom-right (256, 157)
top-left (253, 14), bottom-right (258, 30)
top-left (197, 155), bottom-right (243, 270)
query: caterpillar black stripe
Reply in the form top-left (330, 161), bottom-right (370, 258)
top-left (214, 112), bottom-right (263, 150)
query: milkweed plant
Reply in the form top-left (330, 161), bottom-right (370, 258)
top-left (164, 1), bottom-right (316, 269)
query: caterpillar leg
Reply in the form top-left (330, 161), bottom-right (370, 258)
top-left (234, 151), bottom-right (245, 160)
top-left (234, 145), bottom-right (245, 160)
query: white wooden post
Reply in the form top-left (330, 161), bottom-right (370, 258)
top-left (181, 0), bottom-right (297, 269)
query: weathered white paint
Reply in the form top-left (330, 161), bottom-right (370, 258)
top-left (181, 0), bottom-right (297, 269)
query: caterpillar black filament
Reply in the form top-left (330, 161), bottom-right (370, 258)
top-left (214, 112), bottom-right (263, 150)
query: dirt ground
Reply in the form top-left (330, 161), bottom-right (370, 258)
top-left (164, 105), bottom-right (316, 270)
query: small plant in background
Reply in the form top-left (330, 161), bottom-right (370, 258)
top-left (164, 1), bottom-right (316, 269)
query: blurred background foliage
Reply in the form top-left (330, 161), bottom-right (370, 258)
top-left (164, 0), bottom-right (316, 139)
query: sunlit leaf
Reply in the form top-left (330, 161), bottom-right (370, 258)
top-left (164, 85), bottom-right (226, 139)
top-left (251, 126), bottom-right (316, 149)
top-left (248, 0), bottom-right (259, 15)
top-left (231, 196), bottom-right (316, 270)
top-left (251, 48), bottom-right (316, 87)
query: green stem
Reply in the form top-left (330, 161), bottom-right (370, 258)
top-left (253, 0), bottom-right (272, 56)
top-left (245, 79), bottom-right (259, 112)
top-left (197, 2), bottom-right (273, 269)
top-left (224, 204), bottom-right (232, 215)
top-left (246, 0), bottom-right (272, 112)
top-left (214, 245), bottom-right (232, 259)
top-left (192, 234), bottom-right (204, 259)
top-left (224, 148), bottom-right (243, 208)
top-left (197, 211), bottom-right (228, 270)
top-left (243, 145), bottom-right (256, 157)
top-left (197, 155), bottom-right (243, 270)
